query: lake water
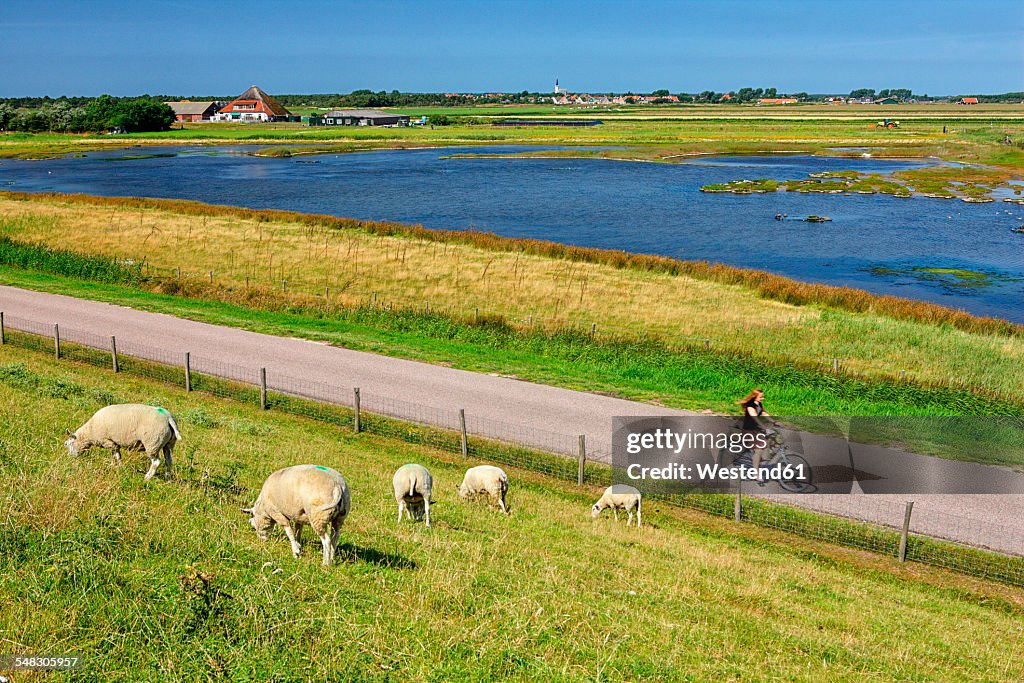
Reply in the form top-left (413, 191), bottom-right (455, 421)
top-left (2, 145), bottom-right (1023, 321)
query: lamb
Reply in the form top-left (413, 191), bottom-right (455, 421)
top-left (591, 484), bottom-right (642, 527)
top-left (392, 464), bottom-right (434, 527)
top-left (242, 464), bottom-right (351, 566)
top-left (64, 403), bottom-right (181, 481)
top-left (456, 465), bottom-right (509, 514)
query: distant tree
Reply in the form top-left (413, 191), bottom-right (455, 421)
top-left (848, 88), bottom-right (876, 99)
top-left (791, 92), bottom-right (809, 101)
top-left (651, 89), bottom-right (670, 97)
top-left (0, 104), bottom-right (13, 131)
top-left (764, 87), bottom-right (777, 98)
top-left (697, 90), bottom-right (716, 102)
top-left (108, 100), bottom-right (175, 132)
top-left (43, 102), bottom-right (85, 132)
top-left (10, 110), bottom-right (49, 132)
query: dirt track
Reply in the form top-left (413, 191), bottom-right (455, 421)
top-left (1, 285), bottom-right (1021, 556)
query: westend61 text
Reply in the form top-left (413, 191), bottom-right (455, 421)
top-left (625, 428), bottom-right (768, 455)
top-left (627, 462), bottom-right (806, 482)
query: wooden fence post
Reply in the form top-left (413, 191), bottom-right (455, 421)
top-left (735, 490), bottom-right (742, 522)
top-left (260, 368), bottom-right (267, 410)
top-left (704, 339), bottom-right (710, 351)
top-left (53, 323), bottom-right (60, 359)
top-left (832, 358), bottom-right (839, 372)
top-left (0, 311), bottom-right (5, 345)
top-left (110, 336), bottom-right (119, 373)
top-left (459, 409), bottom-right (468, 457)
top-left (282, 280), bottom-right (287, 293)
top-left (209, 271), bottom-right (213, 284)
top-left (899, 501), bottom-right (914, 562)
top-left (353, 387), bottom-right (361, 433)
top-left (577, 434), bottom-right (586, 485)
top-left (184, 352), bottom-right (192, 392)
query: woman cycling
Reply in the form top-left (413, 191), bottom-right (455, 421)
top-left (737, 388), bottom-right (779, 484)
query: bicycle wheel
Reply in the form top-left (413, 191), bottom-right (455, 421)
top-left (779, 453), bottom-right (813, 493)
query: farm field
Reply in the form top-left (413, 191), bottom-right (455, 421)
top-left (1, 104), bottom-right (1022, 170)
top-left (1, 342), bottom-right (1022, 682)
top-left (0, 193), bottom-right (1021, 416)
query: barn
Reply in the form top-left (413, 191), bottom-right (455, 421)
top-left (164, 101), bottom-right (219, 122)
top-left (212, 86), bottom-right (295, 122)
top-left (309, 109), bottom-right (410, 127)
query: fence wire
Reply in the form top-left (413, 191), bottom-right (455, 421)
top-left (1, 312), bottom-right (1022, 587)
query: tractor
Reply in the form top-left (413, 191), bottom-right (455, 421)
top-left (875, 118), bottom-right (900, 128)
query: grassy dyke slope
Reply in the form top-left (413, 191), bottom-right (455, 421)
top-left (0, 194), bottom-right (1022, 413)
top-left (1, 344), bottom-right (1022, 682)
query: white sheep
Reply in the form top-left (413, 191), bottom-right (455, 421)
top-left (64, 403), bottom-right (181, 481)
top-left (242, 464), bottom-right (351, 566)
top-left (457, 465), bottom-right (509, 514)
top-left (591, 485), bottom-right (642, 526)
top-left (393, 463), bottom-right (434, 527)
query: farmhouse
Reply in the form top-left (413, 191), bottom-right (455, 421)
top-left (212, 85), bottom-right (294, 122)
top-left (164, 101), bottom-right (219, 122)
top-left (309, 110), bottom-right (410, 127)
top-left (957, 97), bottom-right (980, 105)
top-left (873, 96), bottom-right (899, 105)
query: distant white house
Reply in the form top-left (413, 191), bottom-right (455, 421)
top-left (211, 85), bottom-right (294, 122)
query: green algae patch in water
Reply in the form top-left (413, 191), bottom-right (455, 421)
top-left (869, 265), bottom-right (1023, 292)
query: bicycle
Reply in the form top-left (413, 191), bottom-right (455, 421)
top-left (721, 429), bottom-right (814, 493)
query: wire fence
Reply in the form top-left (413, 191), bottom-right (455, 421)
top-left (1, 310), bottom-right (1021, 587)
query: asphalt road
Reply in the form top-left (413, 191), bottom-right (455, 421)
top-left (1, 285), bottom-right (1021, 556)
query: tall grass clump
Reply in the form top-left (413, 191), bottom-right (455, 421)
top-left (0, 235), bottom-right (142, 284)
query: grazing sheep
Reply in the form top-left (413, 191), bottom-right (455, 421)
top-left (242, 465), bottom-right (351, 566)
top-left (456, 465), bottom-right (509, 514)
top-left (591, 485), bottom-right (642, 527)
top-left (392, 464), bottom-right (434, 527)
top-left (64, 404), bottom-right (181, 481)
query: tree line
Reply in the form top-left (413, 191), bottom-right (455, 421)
top-left (0, 95), bottom-right (175, 133)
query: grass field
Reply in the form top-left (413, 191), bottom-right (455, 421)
top-left (0, 194), bottom-right (1022, 415)
top-left (1, 343), bottom-right (1022, 682)
top-left (1, 103), bottom-right (1022, 169)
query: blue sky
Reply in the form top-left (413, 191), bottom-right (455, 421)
top-left (1, 0), bottom-right (1021, 96)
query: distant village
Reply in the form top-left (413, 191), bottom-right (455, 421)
top-left (160, 83), bottom-right (996, 129)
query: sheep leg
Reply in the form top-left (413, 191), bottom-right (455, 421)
top-left (496, 493), bottom-right (508, 515)
top-left (144, 450), bottom-right (161, 481)
top-left (637, 507), bottom-right (642, 528)
top-left (283, 524), bottom-right (301, 558)
top-left (110, 446), bottom-right (122, 466)
top-left (613, 508), bottom-right (619, 522)
top-left (162, 442), bottom-right (173, 479)
top-left (423, 498), bottom-right (431, 528)
top-left (320, 530), bottom-right (334, 566)
top-left (397, 500), bottom-right (405, 524)
top-left (627, 510), bottom-right (634, 526)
